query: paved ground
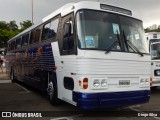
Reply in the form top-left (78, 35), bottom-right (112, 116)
top-left (0, 72), bottom-right (160, 120)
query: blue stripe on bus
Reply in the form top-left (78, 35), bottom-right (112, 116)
top-left (26, 43), bottom-right (55, 71)
top-left (12, 43), bottom-right (55, 90)
top-left (73, 90), bottom-right (150, 109)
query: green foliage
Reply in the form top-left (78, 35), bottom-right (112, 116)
top-left (8, 21), bottom-right (18, 31)
top-left (0, 20), bottom-right (33, 48)
top-left (145, 27), bottom-right (160, 33)
top-left (0, 29), bottom-right (19, 47)
top-left (0, 21), bottom-right (9, 30)
top-left (20, 20), bottom-right (32, 32)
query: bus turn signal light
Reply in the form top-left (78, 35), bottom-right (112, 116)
top-left (79, 80), bottom-right (81, 86)
top-left (150, 76), bottom-right (152, 87)
top-left (83, 78), bottom-right (88, 89)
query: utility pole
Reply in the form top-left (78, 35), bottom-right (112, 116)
top-left (31, 0), bottom-right (34, 25)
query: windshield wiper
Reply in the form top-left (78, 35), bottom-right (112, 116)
top-left (123, 31), bottom-right (144, 57)
top-left (105, 40), bottom-right (119, 54)
top-left (105, 34), bottom-right (122, 54)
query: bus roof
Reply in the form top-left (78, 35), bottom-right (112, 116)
top-left (8, 1), bottom-right (137, 43)
top-left (42, 1), bottom-right (133, 22)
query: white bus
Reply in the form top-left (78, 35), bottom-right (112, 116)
top-left (146, 32), bottom-right (160, 87)
top-left (7, 1), bottom-right (151, 109)
top-left (146, 32), bottom-right (160, 52)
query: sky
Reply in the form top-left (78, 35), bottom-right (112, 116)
top-left (0, 0), bottom-right (160, 28)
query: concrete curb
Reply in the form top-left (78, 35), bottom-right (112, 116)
top-left (0, 80), bottom-right (11, 83)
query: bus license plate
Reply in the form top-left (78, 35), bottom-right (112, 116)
top-left (119, 80), bottom-right (130, 86)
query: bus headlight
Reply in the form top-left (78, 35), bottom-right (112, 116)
top-left (93, 80), bottom-right (100, 88)
top-left (101, 79), bottom-right (107, 87)
top-left (139, 78), bottom-right (150, 87)
top-left (140, 78), bottom-right (145, 86)
top-left (145, 78), bottom-right (149, 86)
top-left (92, 78), bottom-right (108, 89)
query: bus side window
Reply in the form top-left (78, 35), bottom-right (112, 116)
top-left (42, 18), bottom-right (59, 41)
top-left (25, 34), bottom-right (29, 46)
top-left (11, 41), bottom-right (16, 50)
top-left (22, 36), bottom-right (25, 46)
top-left (29, 31), bottom-right (34, 44)
top-left (22, 34), bottom-right (29, 46)
top-left (16, 38), bottom-right (21, 49)
top-left (8, 43), bottom-right (11, 51)
top-left (42, 22), bottom-right (51, 40)
top-left (63, 20), bottom-right (74, 51)
top-left (33, 28), bottom-right (41, 43)
top-left (50, 19), bottom-right (59, 39)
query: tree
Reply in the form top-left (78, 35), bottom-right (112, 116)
top-left (0, 29), bottom-right (9, 47)
top-left (144, 27), bottom-right (150, 33)
top-left (0, 21), bottom-right (9, 30)
top-left (0, 29), bottom-right (19, 47)
top-left (20, 20), bottom-right (32, 32)
top-left (8, 21), bottom-right (18, 31)
top-left (0, 20), bottom-right (33, 48)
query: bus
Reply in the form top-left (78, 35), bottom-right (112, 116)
top-left (7, 1), bottom-right (151, 109)
top-left (146, 32), bottom-right (160, 52)
top-left (146, 32), bottom-right (160, 87)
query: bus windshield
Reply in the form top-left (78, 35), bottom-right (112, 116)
top-left (149, 39), bottom-right (160, 51)
top-left (76, 10), bottom-right (148, 54)
top-left (151, 43), bottom-right (160, 60)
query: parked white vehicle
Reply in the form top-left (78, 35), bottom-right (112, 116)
top-left (145, 32), bottom-right (160, 52)
top-left (145, 32), bottom-right (160, 87)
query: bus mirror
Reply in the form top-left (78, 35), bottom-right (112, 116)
top-left (63, 23), bottom-right (71, 38)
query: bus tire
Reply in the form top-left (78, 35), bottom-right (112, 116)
top-left (48, 74), bottom-right (61, 105)
top-left (10, 69), bottom-right (15, 83)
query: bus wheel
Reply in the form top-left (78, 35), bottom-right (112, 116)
top-left (10, 69), bottom-right (15, 83)
top-left (47, 75), bottom-right (60, 105)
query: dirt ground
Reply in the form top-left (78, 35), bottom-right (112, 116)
top-left (0, 68), bottom-right (10, 80)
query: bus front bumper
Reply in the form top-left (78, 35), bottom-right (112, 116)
top-left (73, 90), bottom-right (150, 109)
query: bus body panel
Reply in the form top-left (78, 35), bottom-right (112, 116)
top-left (51, 42), bottom-right (150, 108)
top-left (73, 90), bottom-right (150, 109)
top-left (7, 43), bottom-right (55, 91)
